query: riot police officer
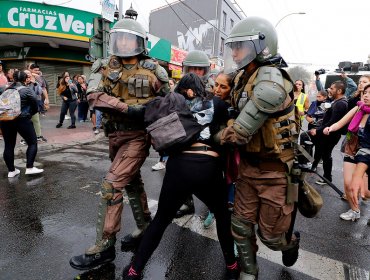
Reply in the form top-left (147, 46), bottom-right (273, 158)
top-left (217, 17), bottom-right (300, 279)
top-left (175, 49), bottom-right (215, 218)
top-left (69, 17), bottom-right (169, 270)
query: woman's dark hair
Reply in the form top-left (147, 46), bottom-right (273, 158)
top-left (13, 70), bottom-right (28, 83)
top-left (175, 72), bottom-right (209, 99)
top-left (318, 90), bottom-right (328, 98)
top-left (295, 79), bottom-right (305, 93)
top-left (215, 70), bottom-right (235, 87)
top-left (363, 83), bottom-right (370, 92)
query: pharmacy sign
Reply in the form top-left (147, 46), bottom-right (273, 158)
top-left (0, 0), bottom-right (98, 42)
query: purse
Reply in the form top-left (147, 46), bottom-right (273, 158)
top-left (298, 179), bottom-right (323, 218)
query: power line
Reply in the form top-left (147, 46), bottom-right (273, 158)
top-left (163, 0), bottom-right (201, 45)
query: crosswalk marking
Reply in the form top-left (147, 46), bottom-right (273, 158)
top-left (147, 199), bottom-right (369, 280)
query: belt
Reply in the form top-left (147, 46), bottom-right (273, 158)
top-left (113, 122), bottom-right (144, 131)
top-left (248, 159), bottom-right (286, 172)
top-left (185, 145), bottom-right (215, 152)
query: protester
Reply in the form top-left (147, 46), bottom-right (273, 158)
top-left (23, 69), bottom-right (47, 143)
top-left (76, 75), bottom-right (89, 122)
top-left (294, 79), bottom-right (309, 130)
top-left (176, 50), bottom-right (214, 218)
top-left (310, 80), bottom-right (348, 184)
top-left (1, 70), bottom-right (44, 177)
top-left (28, 63), bottom-right (49, 116)
top-left (0, 61), bottom-right (8, 88)
top-left (56, 75), bottom-right (78, 129)
top-left (123, 73), bottom-right (238, 280)
top-left (203, 70), bottom-right (236, 229)
top-left (324, 84), bottom-right (370, 221)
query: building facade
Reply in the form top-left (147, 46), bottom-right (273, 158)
top-left (0, 0), bottom-right (179, 104)
top-left (149, 0), bottom-right (244, 68)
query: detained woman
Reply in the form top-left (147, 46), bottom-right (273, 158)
top-left (123, 73), bottom-right (238, 280)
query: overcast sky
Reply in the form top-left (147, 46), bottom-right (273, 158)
top-left (26, 0), bottom-right (370, 70)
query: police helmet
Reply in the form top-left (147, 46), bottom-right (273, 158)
top-left (109, 18), bottom-right (148, 58)
top-left (182, 50), bottom-right (210, 77)
top-left (224, 17), bottom-right (278, 73)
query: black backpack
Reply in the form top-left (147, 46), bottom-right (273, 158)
top-left (144, 92), bottom-right (203, 154)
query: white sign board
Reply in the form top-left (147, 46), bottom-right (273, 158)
top-left (101, 0), bottom-right (116, 22)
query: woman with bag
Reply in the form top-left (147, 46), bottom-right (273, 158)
top-left (324, 83), bottom-right (370, 221)
top-left (56, 75), bottom-right (78, 129)
top-left (123, 73), bottom-right (239, 280)
top-left (1, 70), bottom-right (43, 177)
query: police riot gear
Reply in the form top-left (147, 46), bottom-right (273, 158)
top-left (109, 18), bottom-right (148, 58)
top-left (224, 17), bottom-right (278, 74)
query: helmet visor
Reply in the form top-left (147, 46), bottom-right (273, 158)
top-left (109, 30), bottom-right (145, 57)
top-left (183, 66), bottom-right (210, 77)
top-left (223, 40), bottom-right (257, 74)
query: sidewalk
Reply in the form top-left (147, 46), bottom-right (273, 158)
top-left (0, 105), bottom-right (104, 155)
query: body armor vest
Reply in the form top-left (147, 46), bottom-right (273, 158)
top-left (102, 56), bottom-right (158, 106)
top-left (101, 56), bottom-right (159, 124)
top-left (232, 67), bottom-right (296, 162)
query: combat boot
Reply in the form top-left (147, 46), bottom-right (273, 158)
top-left (282, 231), bottom-right (300, 267)
top-left (122, 182), bottom-right (152, 251)
top-left (69, 239), bottom-right (116, 270)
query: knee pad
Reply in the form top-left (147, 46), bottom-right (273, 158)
top-left (231, 215), bottom-right (254, 240)
top-left (101, 180), bottom-right (114, 201)
top-left (256, 229), bottom-right (288, 251)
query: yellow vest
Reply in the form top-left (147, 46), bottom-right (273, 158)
top-left (295, 92), bottom-right (307, 121)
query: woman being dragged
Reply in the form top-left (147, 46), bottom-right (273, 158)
top-left (123, 73), bottom-right (238, 280)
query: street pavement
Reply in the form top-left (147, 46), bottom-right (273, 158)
top-left (0, 109), bottom-right (369, 280)
top-left (0, 105), bottom-right (104, 155)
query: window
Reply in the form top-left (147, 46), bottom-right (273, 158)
top-left (220, 37), bottom-right (225, 56)
top-left (222, 11), bottom-right (227, 31)
top-left (230, 19), bottom-right (234, 29)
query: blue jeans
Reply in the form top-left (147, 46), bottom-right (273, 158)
top-left (59, 100), bottom-right (77, 126)
top-left (2, 118), bottom-right (37, 170)
top-left (95, 109), bottom-right (102, 129)
top-left (78, 101), bottom-right (89, 121)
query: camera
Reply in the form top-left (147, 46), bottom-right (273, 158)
top-left (314, 69), bottom-right (326, 75)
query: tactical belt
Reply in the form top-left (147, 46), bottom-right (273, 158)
top-left (280, 142), bottom-right (295, 150)
top-left (185, 145), bottom-right (215, 152)
top-left (113, 122), bottom-right (144, 131)
top-left (247, 158), bottom-right (286, 172)
top-left (270, 104), bottom-right (295, 118)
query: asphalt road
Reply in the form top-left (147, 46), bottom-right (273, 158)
top-left (0, 139), bottom-right (369, 280)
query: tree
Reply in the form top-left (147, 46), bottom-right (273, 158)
top-left (287, 66), bottom-right (312, 89)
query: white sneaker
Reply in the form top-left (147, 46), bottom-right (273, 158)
top-left (152, 161), bottom-right (166, 171)
top-left (8, 169), bottom-right (20, 178)
top-left (340, 209), bottom-right (360, 221)
top-left (65, 115), bottom-right (71, 120)
top-left (94, 128), bottom-right (100, 135)
top-left (25, 167), bottom-right (44, 175)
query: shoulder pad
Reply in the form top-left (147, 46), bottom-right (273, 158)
top-left (91, 58), bottom-right (102, 73)
top-left (108, 56), bottom-right (122, 70)
top-left (155, 65), bottom-right (169, 82)
top-left (252, 66), bottom-right (288, 113)
top-left (140, 59), bottom-right (157, 70)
